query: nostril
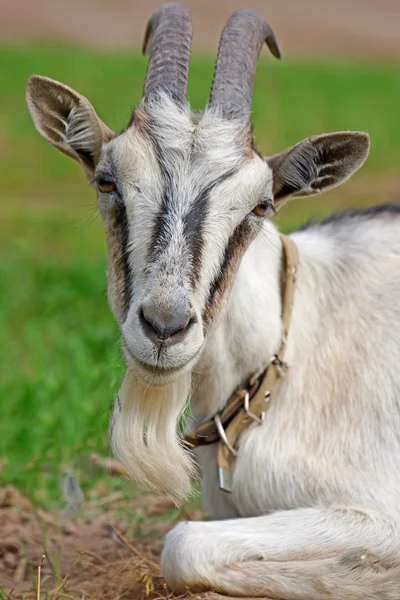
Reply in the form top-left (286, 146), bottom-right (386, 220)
top-left (139, 307), bottom-right (160, 338)
top-left (139, 306), bottom-right (196, 343)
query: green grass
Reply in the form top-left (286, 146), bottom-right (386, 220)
top-left (0, 44), bottom-right (399, 505)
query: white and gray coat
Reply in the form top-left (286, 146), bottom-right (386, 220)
top-left (26, 3), bottom-right (400, 598)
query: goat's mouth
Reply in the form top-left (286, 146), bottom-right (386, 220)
top-left (135, 355), bottom-right (185, 376)
top-left (124, 345), bottom-right (203, 385)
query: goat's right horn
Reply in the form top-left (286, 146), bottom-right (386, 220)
top-left (209, 9), bottom-right (281, 118)
top-left (142, 2), bottom-right (192, 105)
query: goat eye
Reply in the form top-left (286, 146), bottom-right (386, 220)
top-left (98, 178), bottom-right (116, 194)
top-left (252, 201), bottom-right (271, 217)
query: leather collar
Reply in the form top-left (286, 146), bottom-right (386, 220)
top-left (184, 234), bottom-right (299, 492)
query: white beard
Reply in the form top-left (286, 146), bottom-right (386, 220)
top-left (110, 368), bottom-right (196, 501)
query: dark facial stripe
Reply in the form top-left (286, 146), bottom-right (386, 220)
top-left (203, 217), bottom-right (257, 326)
top-left (183, 169), bottom-right (238, 287)
top-left (105, 200), bottom-right (132, 323)
top-left (137, 113), bottom-right (242, 291)
top-left (149, 181), bottom-right (172, 264)
top-left (146, 138), bottom-right (175, 265)
top-left (127, 108), bottom-right (176, 266)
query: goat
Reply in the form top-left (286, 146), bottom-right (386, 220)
top-left (26, 3), bottom-right (400, 598)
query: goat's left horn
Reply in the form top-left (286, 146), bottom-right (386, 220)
top-left (209, 9), bottom-right (281, 118)
top-left (142, 2), bottom-right (192, 104)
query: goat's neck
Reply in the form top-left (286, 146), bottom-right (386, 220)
top-left (190, 222), bottom-right (283, 426)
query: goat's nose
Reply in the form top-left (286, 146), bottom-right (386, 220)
top-left (139, 304), bottom-right (195, 344)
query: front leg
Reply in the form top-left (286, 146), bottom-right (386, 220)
top-left (162, 506), bottom-right (400, 598)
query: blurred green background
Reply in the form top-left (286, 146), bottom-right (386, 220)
top-left (1, 3), bottom-right (400, 505)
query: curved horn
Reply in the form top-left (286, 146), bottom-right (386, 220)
top-left (142, 3), bottom-right (192, 104)
top-left (209, 9), bottom-right (281, 117)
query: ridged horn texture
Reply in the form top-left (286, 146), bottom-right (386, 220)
top-left (142, 2), bottom-right (192, 104)
top-left (210, 9), bottom-right (281, 117)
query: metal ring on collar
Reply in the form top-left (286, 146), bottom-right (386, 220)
top-left (244, 391), bottom-right (265, 424)
top-left (214, 414), bottom-right (238, 456)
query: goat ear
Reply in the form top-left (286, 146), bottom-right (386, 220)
top-left (266, 131), bottom-right (370, 209)
top-left (26, 75), bottom-right (115, 177)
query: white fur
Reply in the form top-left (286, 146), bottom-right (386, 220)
top-left (110, 368), bottom-right (195, 499)
top-left (161, 213), bottom-right (400, 597)
top-left (100, 100), bottom-right (400, 597)
top-left (27, 84), bottom-right (400, 597)
top-left (65, 105), bottom-right (97, 151)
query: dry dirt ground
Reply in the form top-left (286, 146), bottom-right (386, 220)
top-left (1, 0), bottom-right (399, 59)
top-left (0, 485), bottom-right (218, 600)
